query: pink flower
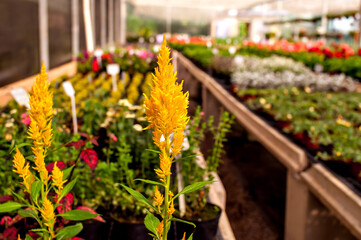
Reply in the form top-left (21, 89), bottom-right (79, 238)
top-left (21, 113), bottom-right (31, 125)
top-left (108, 133), bottom-right (118, 142)
top-left (46, 161), bottom-right (65, 173)
top-left (57, 193), bottom-right (74, 214)
top-left (0, 216), bottom-right (12, 225)
top-left (77, 206), bottom-right (105, 222)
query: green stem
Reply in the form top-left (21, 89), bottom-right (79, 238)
top-left (163, 135), bottom-right (171, 240)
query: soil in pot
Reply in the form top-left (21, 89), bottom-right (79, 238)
top-left (170, 203), bottom-right (221, 240)
top-left (110, 214), bottom-right (151, 240)
top-left (77, 217), bottom-right (112, 240)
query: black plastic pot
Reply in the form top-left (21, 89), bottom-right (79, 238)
top-left (78, 217), bottom-right (112, 240)
top-left (171, 203), bottom-right (221, 240)
top-left (110, 218), bottom-right (151, 240)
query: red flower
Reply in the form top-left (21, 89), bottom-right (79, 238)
top-left (80, 149), bottom-right (99, 170)
top-left (92, 58), bottom-right (99, 72)
top-left (66, 140), bottom-right (85, 150)
top-left (46, 161), bottom-right (65, 173)
top-left (57, 193), bottom-right (74, 214)
top-left (21, 113), bottom-right (31, 125)
top-left (77, 206), bottom-right (105, 222)
top-left (3, 227), bottom-right (18, 240)
top-left (0, 216), bottom-right (12, 225)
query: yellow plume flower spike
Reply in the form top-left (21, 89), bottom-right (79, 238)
top-left (181, 233), bottom-right (186, 240)
top-left (156, 220), bottom-right (164, 239)
top-left (52, 162), bottom-right (67, 197)
top-left (13, 149), bottom-right (33, 193)
top-left (154, 186), bottom-right (164, 212)
top-left (167, 199), bottom-right (175, 216)
top-left (40, 197), bottom-right (55, 225)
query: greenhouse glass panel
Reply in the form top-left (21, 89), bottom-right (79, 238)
top-left (48, 0), bottom-right (72, 68)
top-left (0, 0), bottom-right (39, 86)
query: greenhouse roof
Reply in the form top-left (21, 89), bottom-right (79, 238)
top-left (128, 0), bottom-right (360, 22)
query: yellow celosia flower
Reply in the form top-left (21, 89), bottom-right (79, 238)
top-left (181, 233), bottom-right (186, 240)
top-left (28, 62), bottom-right (54, 149)
top-left (167, 199), bottom-right (175, 216)
top-left (144, 38), bottom-right (189, 138)
top-left (145, 37), bottom-right (189, 240)
top-left (156, 220), bottom-right (164, 240)
top-left (13, 149), bottom-right (34, 193)
top-left (51, 162), bottom-right (67, 197)
top-left (154, 186), bottom-right (164, 212)
top-left (154, 150), bottom-right (172, 183)
top-left (40, 197), bottom-right (55, 227)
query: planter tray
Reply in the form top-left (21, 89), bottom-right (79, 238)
top-left (301, 164), bottom-right (361, 239)
top-left (0, 61), bottom-right (77, 107)
top-left (176, 51), bottom-right (308, 173)
top-left (195, 151), bottom-right (236, 240)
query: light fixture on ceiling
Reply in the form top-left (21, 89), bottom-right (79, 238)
top-left (228, 9), bottom-right (238, 17)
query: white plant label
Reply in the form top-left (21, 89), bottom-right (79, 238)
top-left (88, 74), bottom-right (92, 83)
top-left (121, 71), bottom-right (126, 85)
top-left (107, 64), bottom-right (120, 92)
top-left (10, 88), bottom-right (30, 109)
top-left (62, 81), bottom-right (78, 134)
top-left (62, 81), bottom-right (75, 97)
top-left (94, 49), bottom-right (103, 65)
top-left (314, 64), bottom-right (323, 73)
top-left (212, 48), bottom-right (219, 55)
top-left (206, 41), bottom-right (212, 48)
top-left (228, 46), bottom-right (236, 55)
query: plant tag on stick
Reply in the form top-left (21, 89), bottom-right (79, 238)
top-left (107, 64), bottom-right (120, 92)
top-left (176, 161), bottom-right (186, 217)
top-left (94, 49), bottom-right (103, 66)
top-left (62, 81), bottom-right (78, 134)
top-left (121, 71), bottom-right (126, 85)
top-left (10, 88), bottom-right (30, 109)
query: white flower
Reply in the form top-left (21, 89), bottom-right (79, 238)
top-left (133, 124), bottom-right (143, 132)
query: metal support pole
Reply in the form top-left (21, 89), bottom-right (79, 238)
top-left (90, 0), bottom-right (96, 47)
top-left (108, 0), bottom-right (114, 47)
top-left (166, 4), bottom-right (172, 34)
top-left (114, 0), bottom-right (120, 44)
top-left (359, 0), bottom-right (361, 47)
top-left (72, 0), bottom-right (80, 58)
top-left (39, 0), bottom-right (49, 70)
top-left (83, 0), bottom-right (94, 52)
top-left (100, 0), bottom-right (106, 48)
top-left (120, 0), bottom-right (126, 44)
top-left (321, 0), bottom-right (328, 41)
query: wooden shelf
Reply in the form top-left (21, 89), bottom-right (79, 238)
top-left (0, 61), bottom-right (77, 107)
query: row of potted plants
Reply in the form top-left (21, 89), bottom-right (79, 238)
top-left (172, 40), bottom-right (361, 184)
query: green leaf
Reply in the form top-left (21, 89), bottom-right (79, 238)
top-left (121, 184), bottom-right (158, 212)
top-left (62, 166), bottom-right (74, 180)
top-left (188, 233), bottom-right (194, 240)
top-left (10, 143), bottom-right (32, 153)
top-left (171, 217), bottom-right (196, 228)
top-left (11, 190), bottom-right (26, 203)
top-left (145, 149), bottom-right (160, 154)
top-left (59, 178), bottom-right (77, 201)
top-left (18, 209), bottom-right (40, 223)
top-left (134, 179), bottom-right (164, 187)
top-left (59, 210), bottom-right (98, 221)
top-left (31, 180), bottom-right (42, 202)
top-left (25, 235), bottom-right (34, 240)
top-left (144, 211), bottom-right (160, 237)
top-left (55, 223), bottom-right (83, 240)
top-left (0, 201), bottom-right (23, 213)
top-left (174, 181), bottom-right (214, 199)
top-left (30, 228), bottom-right (48, 233)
